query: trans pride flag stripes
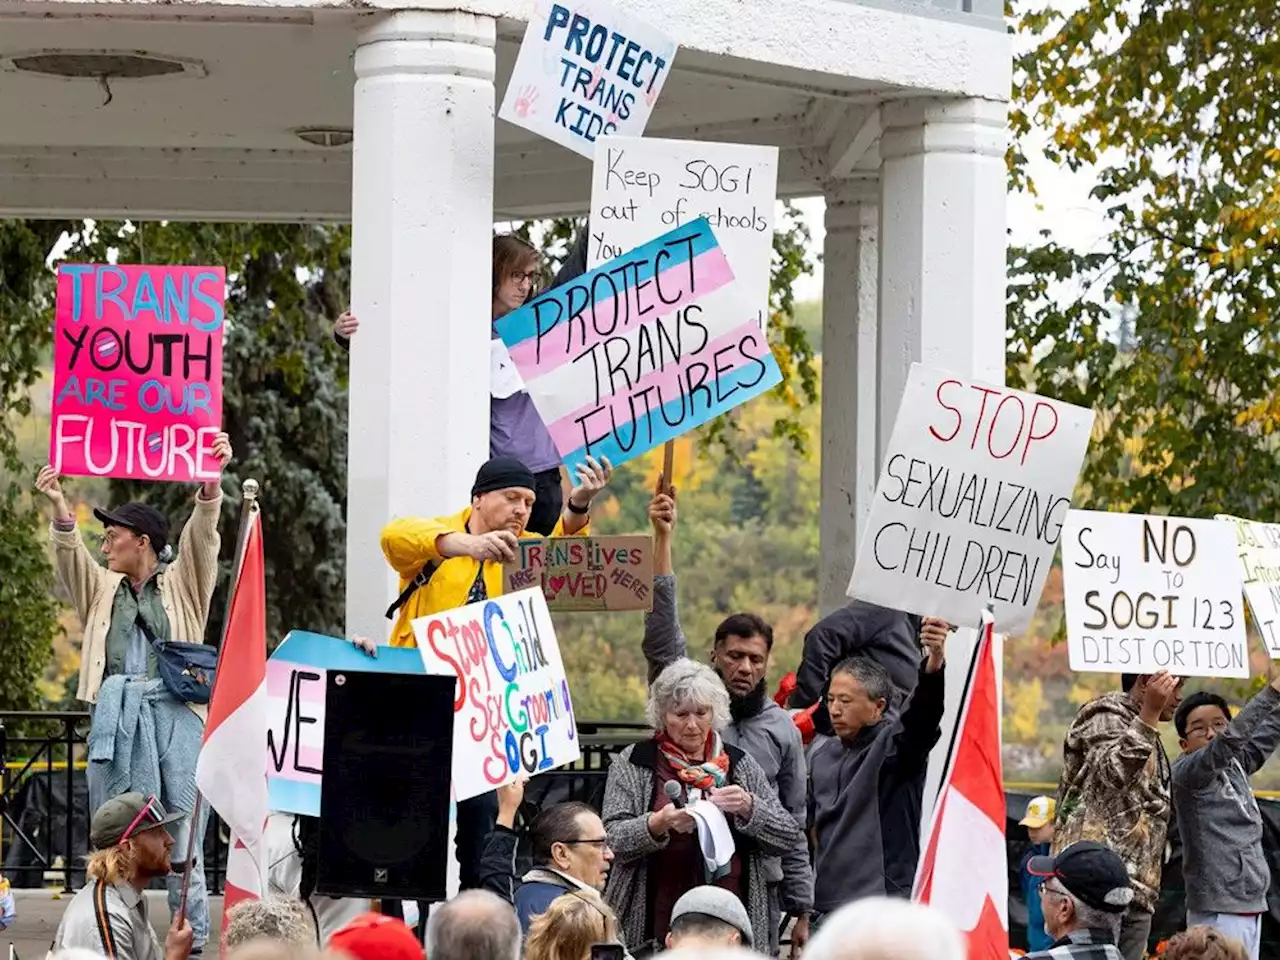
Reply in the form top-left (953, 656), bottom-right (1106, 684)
top-left (495, 218), bottom-right (782, 470)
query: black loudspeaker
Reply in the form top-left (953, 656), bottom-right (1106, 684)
top-left (316, 670), bottom-right (456, 902)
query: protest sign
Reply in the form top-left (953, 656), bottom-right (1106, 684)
top-left (1217, 514), bottom-right (1280, 657)
top-left (494, 217), bottom-right (782, 471)
top-left (413, 587), bottom-right (579, 802)
top-left (505, 535), bottom-right (654, 611)
top-left (1062, 510), bottom-right (1249, 678)
top-left (265, 631), bottom-right (429, 816)
top-left (590, 136), bottom-right (778, 332)
top-left (50, 264), bottom-right (225, 483)
top-left (848, 364), bottom-right (1094, 633)
top-left (499, 0), bottom-right (677, 159)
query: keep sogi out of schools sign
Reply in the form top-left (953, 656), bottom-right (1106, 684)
top-left (414, 588), bottom-right (580, 802)
top-left (499, 0), bottom-right (677, 158)
top-left (50, 264), bottom-right (225, 482)
top-left (848, 364), bottom-right (1094, 634)
top-left (1062, 511), bottom-right (1249, 678)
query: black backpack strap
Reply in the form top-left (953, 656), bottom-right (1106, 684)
top-left (385, 561), bottom-right (439, 620)
top-left (93, 880), bottom-right (118, 959)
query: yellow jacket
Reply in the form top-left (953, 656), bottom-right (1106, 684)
top-left (381, 506), bottom-right (585, 647)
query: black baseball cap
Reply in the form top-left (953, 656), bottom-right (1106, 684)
top-left (90, 792), bottom-right (185, 850)
top-left (94, 502), bottom-right (169, 555)
top-left (1027, 841), bottom-right (1133, 913)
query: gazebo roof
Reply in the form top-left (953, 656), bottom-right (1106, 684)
top-left (0, 0), bottom-right (1009, 221)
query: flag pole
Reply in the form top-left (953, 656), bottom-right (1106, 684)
top-left (178, 477), bottom-right (261, 926)
top-left (932, 602), bottom-right (994, 804)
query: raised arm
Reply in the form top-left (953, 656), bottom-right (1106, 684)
top-left (37, 465), bottom-right (108, 624)
top-left (789, 607), bottom-right (862, 709)
top-left (559, 455), bottom-right (612, 536)
top-left (642, 487), bottom-right (686, 684)
top-left (169, 433), bottom-right (232, 623)
top-left (477, 780), bottom-right (525, 904)
top-left (1175, 682), bottom-right (1280, 790)
top-left (1074, 672), bottom-right (1180, 789)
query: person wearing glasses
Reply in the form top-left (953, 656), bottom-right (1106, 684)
top-left (1170, 673), bottom-right (1280, 960)
top-left (52, 793), bottom-right (195, 960)
top-left (1024, 841), bottom-right (1132, 960)
top-left (35, 435), bottom-right (233, 954)
top-left (806, 623), bottom-right (948, 932)
top-left (479, 779), bottom-right (615, 934)
top-left (332, 230), bottom-right (589, 536)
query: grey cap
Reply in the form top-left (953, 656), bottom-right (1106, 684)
top-left (669, 886), bottom-right (753, 947)
top-left (90, 792), bottom-right (185, 850)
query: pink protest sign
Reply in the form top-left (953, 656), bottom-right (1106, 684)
top-left (50, 264), bottom-right (225, 482)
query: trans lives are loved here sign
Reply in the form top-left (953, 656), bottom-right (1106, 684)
top-left (499, 0), bottom-right (677, 158)
top-left (50, 264), bottom-right (225, 483)
top-left (1217, 514), bottom-right (1280, 658)
top-left (849, 364), bottom-right (1094, 634)
top-left (505, 535), bottom-right (654, 611)
top-left (493, 217), bottom-right (782, 472)
top-left (590, 136), bottom-right (778, 333)
top-left (264, 631), bottom-right (432, 817)
top-left (414, 587), bottom-right (580, 802)
top-left (1062, 511), bottom-right (1249, 678)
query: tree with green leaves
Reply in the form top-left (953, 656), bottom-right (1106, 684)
top-left (1007, 0), bottom-right (1280, 518)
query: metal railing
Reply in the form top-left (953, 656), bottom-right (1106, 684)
top-left (0, 711), bottom-right (648, 893)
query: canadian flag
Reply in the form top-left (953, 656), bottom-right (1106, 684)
top-left (913, 609), bottom-right (1008, 960)
top-left (195, 504), bottom-right (269, 911)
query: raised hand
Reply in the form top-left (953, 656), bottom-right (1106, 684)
top-left (568, 455), bottom-right (613, 511)
top-left (334, 312), bottom-right (359, 339)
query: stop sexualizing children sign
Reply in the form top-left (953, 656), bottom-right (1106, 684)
top-left (50, 264), bottom-right (225, 483)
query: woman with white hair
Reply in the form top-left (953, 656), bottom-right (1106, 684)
top-left (601, 659), bottom-right (802, 953)
top-left (802, 897), bottom-right (966, 960)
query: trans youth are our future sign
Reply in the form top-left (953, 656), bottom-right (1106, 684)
top-left (50, 264), bottom-right (225, 483)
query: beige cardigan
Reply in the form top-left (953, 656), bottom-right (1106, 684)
top-left (52, 489), bottom-right (224, 705)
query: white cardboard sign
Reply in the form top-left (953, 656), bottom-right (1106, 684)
top-left (498, 0), bottom-right (677, 159)
top-left (849, 364), bottom-right (1094, 634)
top-left (1062, 510), bottom-right (1249, 678)
top-left (413, 587), bottom-right (581, 802)
top-left (589, 136), bottom-right (778, 330)
top-left (1217, 514), bottom-right (1280, 657)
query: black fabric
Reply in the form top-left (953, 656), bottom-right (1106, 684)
top-left (3, 769), bottom-right (89, 887)
top-left (789, 601), bottom-right (922, 736)
top-left (456, 790), bottom-right (500, 892)
top-left (528, 467), bottom-right (564, 537)
top-left (385, 561), bottom-right (439, 620)
top-left (472, 456), bottom-right (537, 499)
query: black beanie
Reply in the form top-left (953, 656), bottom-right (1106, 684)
top-left (472, 456), bottom-right (537, 498)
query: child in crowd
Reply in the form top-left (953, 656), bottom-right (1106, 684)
top-left (1019, 795), bottom-right (1057, 953)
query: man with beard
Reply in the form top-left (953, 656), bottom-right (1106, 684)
top-left (640, 484), bottom-right (812, 958)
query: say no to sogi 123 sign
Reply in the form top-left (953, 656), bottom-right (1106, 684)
top-left (1062, 510), bottom-right (1249, 678)
top-left (50, 264), bottom-right (225, 483)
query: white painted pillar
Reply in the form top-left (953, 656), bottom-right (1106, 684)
top-left (346, 11), bottom-right (496, 642)
top-left (818, 180), bottom-right (879, 617)
top-left (873, 96), bottom-right (1008, 824)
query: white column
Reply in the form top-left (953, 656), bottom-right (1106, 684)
top-left (874, 96), bottom-right (1008, 825)
top-left (818, 180), bottom-right (879, 617)
top-left (876, 97), bottom-right (1006, 456)
top-left (346, 11), bottom-right (496, 642)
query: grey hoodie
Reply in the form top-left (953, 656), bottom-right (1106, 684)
top-left (1171, 684), bottom-right (1280, 915)
top-left (641, 573), bottom-right (814, 931)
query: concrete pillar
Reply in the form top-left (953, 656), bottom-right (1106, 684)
top-left (818, 180), bottom-right (879, 617)
top-left (345, 11), bottom-right (496, 642)
top-left (874, 95), bottom-right (1008, 825)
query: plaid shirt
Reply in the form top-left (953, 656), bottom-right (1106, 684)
top-left (1026, 928), bottom-right (1125, 960)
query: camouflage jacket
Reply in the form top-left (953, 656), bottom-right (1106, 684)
top-left (1053, 692), bottom-right (1171, 913)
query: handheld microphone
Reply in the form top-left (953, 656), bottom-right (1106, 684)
top-left (663, 780), bottom-right (687, 809)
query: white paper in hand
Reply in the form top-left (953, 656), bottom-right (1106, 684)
top-left (491, 338), bottom-right (525, 399)
top-left (686, 800), bottom-right (736, 879)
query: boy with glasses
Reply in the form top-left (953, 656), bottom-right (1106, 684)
top-left (1171, 673), bottom-right (1280, 960)
top-left (53, 793), bottom-right (194, 960)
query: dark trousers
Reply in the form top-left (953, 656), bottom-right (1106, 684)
top-left (528, 468), bottom-right (564, 536)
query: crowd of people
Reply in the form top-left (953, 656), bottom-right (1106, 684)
top-left (25, 227), bottom-right (1280, 960)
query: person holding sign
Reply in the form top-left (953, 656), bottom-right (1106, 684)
top-left (1053, 671), bottom-right (1183, 960)
top-left (1170, 678), bottom-right (1280, 960)
top-left (639, 481), bottom-right (813, 956)
top-left (371, 453), bottom-right (610, 897)
top-left (34, 434), bottom-right (233, 953)
top-left (333, 232), bottom-right (589, 535)
top-left (806, 624), bottom-right (948, 932)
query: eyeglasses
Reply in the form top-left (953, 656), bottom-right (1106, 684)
top-left (1186, 718), bottom-right (1230, 737)
top-left (560, 838), bottom-right (611, 849)
top-left (121, 794), bottom-right (168, 842)
top-left (102, 529), bottom-right (139, 546)
top-left (509, 270), bottom-right (539, 285)
top-left (1039, 879), bottom-right (1068, 901)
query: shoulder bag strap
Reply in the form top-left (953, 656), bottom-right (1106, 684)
top-left (384, 561), bottom-right (439, 620)
top-left (93, 880), bottom-right (119, 959)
